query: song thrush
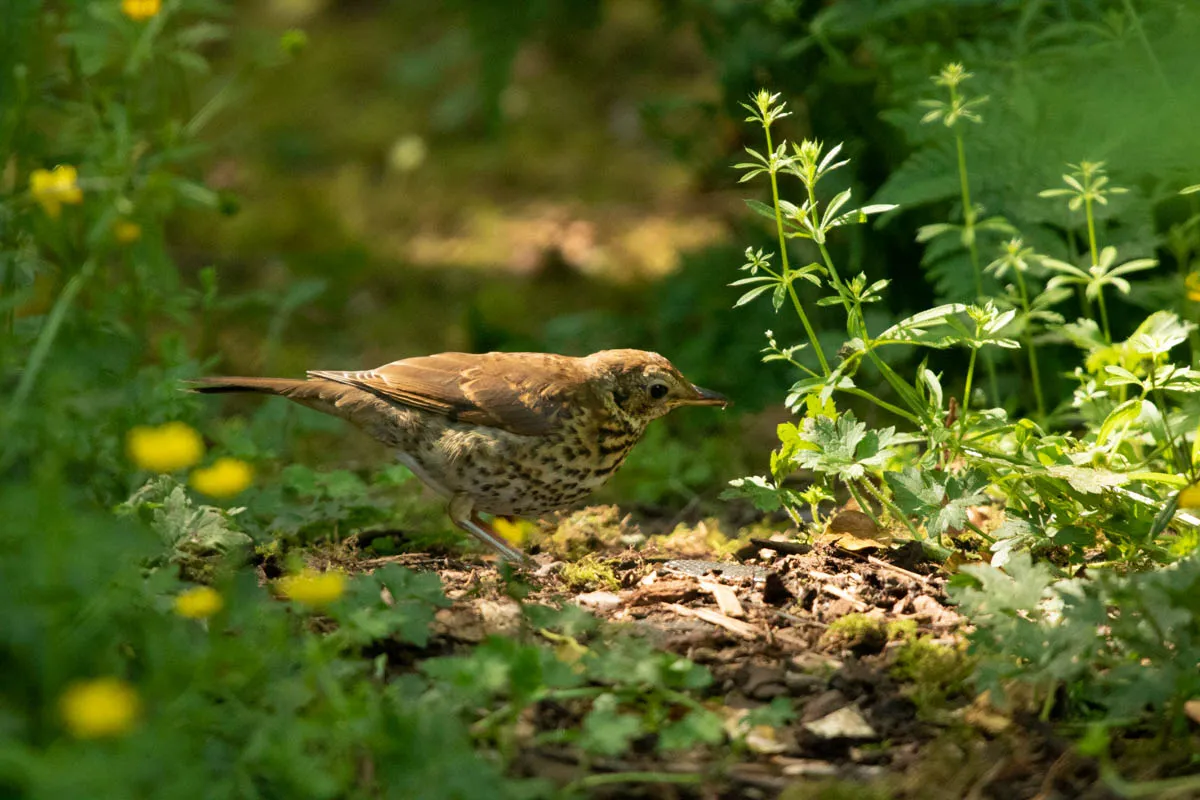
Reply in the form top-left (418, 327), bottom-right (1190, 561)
top-left (191, 349), bottom-right (728, 563)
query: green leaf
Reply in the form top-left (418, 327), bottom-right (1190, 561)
top-left (580, 694), bottom-right (643, 756)
top-left (658, 708), bottom-right (725, 751)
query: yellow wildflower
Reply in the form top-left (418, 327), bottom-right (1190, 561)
top-left (190, 457), bottom-right (253, 498)
top-left (60, 678), bottom-right (141, 738)
top-left (1179, 483), bottom-right (1200, 509)
top-left (30, 165), bottom-right (83, 218)
top-left (278, 569), bottom-right (345, 607)
top-left (492, 517), bottom-right (532, 546)
top-left (127, 422), bottom-right (205, 473)
top-left (121, 0), bottom-right (161, 21)
top-left (114, 220), bottom-right (142, 243)
top-left (1186, 272), bottom-right (1200, 303)
top-left (174, 586), bottom-right (224, 619)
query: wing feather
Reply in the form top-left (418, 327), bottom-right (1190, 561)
top-left (309, 352), bottom-right (586, 436)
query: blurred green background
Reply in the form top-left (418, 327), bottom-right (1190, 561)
top-left (6, 0), bottom-right (1200, 512)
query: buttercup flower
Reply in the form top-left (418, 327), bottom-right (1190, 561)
top-left (492, 517), bottom-right (530, 546)
top-left (190, 457), bottom-right (253, 498)
top-left (278, 569), bottom-right (345, 607)
top-left (1179, 483), bottom-right (1200, 509)
top-left (30, 165), bottom-right (83, 218)
top-left (114, 220), bottom-right (142, 243)
top-left (174, 586), bottom-right (224, 619)
top-left (121, 0), bottom-right (161, 21)
top-left (60, 678), bottom-right (141, 738)
top-left (1186, 272), bottom-right (1200, 303)
top-left (127, 422), bottom-right (205, 473)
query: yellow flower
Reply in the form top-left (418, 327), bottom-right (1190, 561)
top-left (114, 220), bottom-right (142, 243)
top-left (492, 517), bottom-right (532, 546)
top-left (174, 586), bottom-right (223, 619)
top-left (30, 165), bottom-right (83, 218)
top-left (60, 678), bottom-right (141, 738)
top-left (121, 0), bottom-right (161, 21)
top-left (278, 569), bottom-right (345, 607)
top-left (190, 457), bottom-right (253, 498)
top-left (1179, 483), bottom-right (1200, 509)
top-left (1187, 272), bottom-right (1200, 303)
top-left (127, 422), bottom-right (205, 473)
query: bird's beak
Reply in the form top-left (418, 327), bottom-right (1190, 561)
top-left (685, 384), bottom-right (730, 408)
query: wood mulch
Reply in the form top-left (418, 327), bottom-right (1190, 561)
top-left (337, 514), bottom-right (1113, 800)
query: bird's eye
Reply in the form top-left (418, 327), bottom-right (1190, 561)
top-left (649, 382), bottom-right (669, 400)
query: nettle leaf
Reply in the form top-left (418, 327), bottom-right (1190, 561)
top-left (791, 411), bottom-right (898, 481)
top-left (885, 467), bottom-right (989, 538)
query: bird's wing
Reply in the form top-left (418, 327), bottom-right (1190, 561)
top-left (308, 352), bottom-right (586, 437)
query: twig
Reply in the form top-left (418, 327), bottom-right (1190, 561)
top-left (666, 603), bottom-right (762, 639)
top-left (772, 609), bottom-right (828, 629)
top-left (820, 584), bottom-right (870, 611)
top-left (699, 580), bottom-right (746, 618)
top-left (867, 555), bottom-right (930, 585)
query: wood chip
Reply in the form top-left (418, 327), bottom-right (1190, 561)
top-left (666, 603), bottom-right (762, 639)
top-left (802, 706), bottom-right (878, 740)
top-left (629, 578), bottom-right (700, 606)
top-left (821, 583), bottom-right (870, 611)
top-left (700, 580), bottom-right (746, 618)
top-left (868, 555), bottom-right (930, 584)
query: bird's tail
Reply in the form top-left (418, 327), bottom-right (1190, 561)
top-left (187, 376), bottom-right (398, 436)
top-left (188, 376), bottom-right (322, 398)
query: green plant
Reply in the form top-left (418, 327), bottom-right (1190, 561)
top-left (725, 76), bottom-right (1200, 771)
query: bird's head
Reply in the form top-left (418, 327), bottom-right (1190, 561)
top-left (585, 349), bottom-right (729, 424)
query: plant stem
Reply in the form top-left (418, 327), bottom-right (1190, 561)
top-left (7, 260), bottom-right (96, 419)
top-left (1012, 268), bottom-right (1047, 422)
top-left (1148, 368), bottom-right (1186, 478)
top-left (954, 135), bottom-right (983, 302)
top-left (859, 477), bottom-right (925, 541)
top-left (764, 124), bottom-right (829, 374)
top-left (1096, 288), bottom-right (1112, 344)
top-left (951, 113), bottom-right (999, 405)
top-left (845, 387), bottom-right (921, 425)
top-left (961, 346), bottom-right (980, 430)
top-left (844, 480), bottom-right (884, 531)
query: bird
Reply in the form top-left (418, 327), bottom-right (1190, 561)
top-left (190, 349), bottom-right (728, 564)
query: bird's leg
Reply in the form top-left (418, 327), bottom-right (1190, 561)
top-left (448, 493), bottom-right (531, 565)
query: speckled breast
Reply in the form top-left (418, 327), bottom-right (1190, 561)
top-left (416, 414), bottom-right (646, 517)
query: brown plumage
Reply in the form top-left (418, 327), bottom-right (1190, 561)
top-left (191, 349), bottom-right (728, 563)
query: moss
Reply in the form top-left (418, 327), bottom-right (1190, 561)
top-left (820, 613), bottom-right (889, 656)
top-left (885, 617), bottom-right (919, 642)
top-left (654, 516), bottom-right (748, 558)
top-left (544, 505), bottom-right (632, 561)
top-left (890, 637), bottom-right (974, 715)
top-left (560, 554), bottom-right (620, 592)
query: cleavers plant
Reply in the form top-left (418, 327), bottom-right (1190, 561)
top-left (727, 76), bottom-right (1200, 757)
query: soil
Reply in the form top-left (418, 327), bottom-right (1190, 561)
top-left (322, 511), bottom-right (1118, 800)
